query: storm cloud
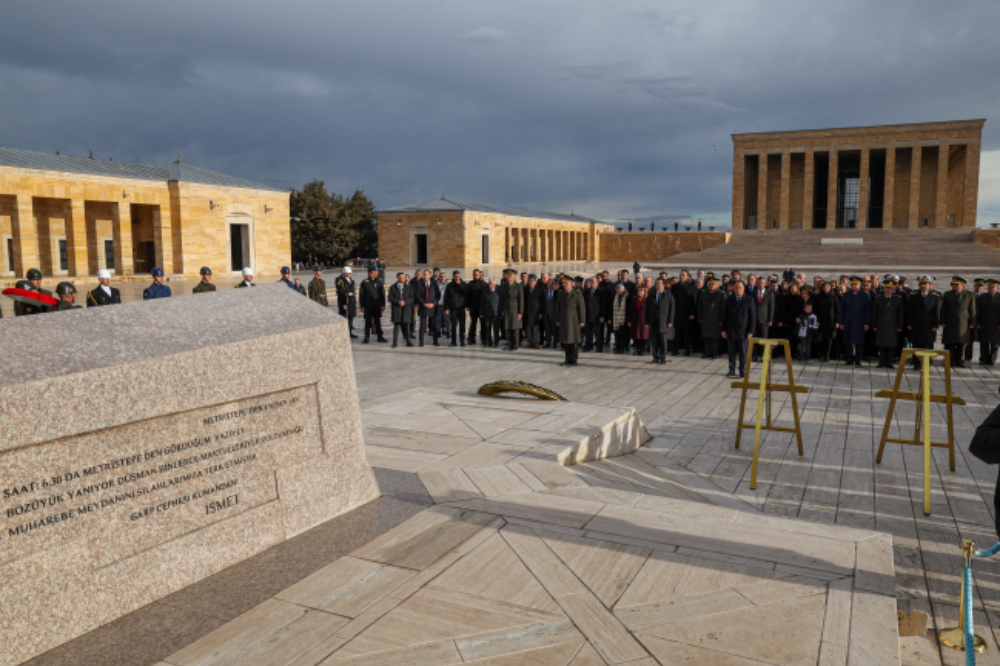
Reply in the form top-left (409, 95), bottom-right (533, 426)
top-left (1, 1), bottom-right (998, 227)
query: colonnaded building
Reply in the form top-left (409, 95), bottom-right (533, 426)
top-left (377, 198), bottom-right (615, 268)
top-left (731, 119), bottom-right (984, 230)
top-left (0, 147), bottom-right (290, 283)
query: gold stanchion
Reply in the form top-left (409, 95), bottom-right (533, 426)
top-left (939, 539), bottom-right (988, 653)
top-left (731, 338), bottom-right (809, 490)
top-left (875, 349), bottom-right (964, 515)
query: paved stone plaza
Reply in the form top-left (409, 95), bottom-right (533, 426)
top-left (17, 305), bottom-right (1000, 666)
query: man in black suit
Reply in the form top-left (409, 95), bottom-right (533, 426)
top-left (415, 270), bottom-right (440, 347)
top-left (583, 277), bottom-right (608, 352)
top-left (648, 278), bottom-right (675, 364)
top-left (86, 269), bottom-right (121, 307)
top-left (359, 268), bottom-right (387, 343)
top-left (722, 280), bottom-right (757, 377)
top-left (670, 270), bottom-right (696, 356)
top-left (388, 273), bottom-right (414, 348)
top-left (751, 276), bottom-right (775, 361)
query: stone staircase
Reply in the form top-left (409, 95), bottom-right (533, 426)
top-left (653, 228), bottom-right (1000, 273)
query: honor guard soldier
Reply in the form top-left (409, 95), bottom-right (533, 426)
top-left (193, 266), bottom-right (216, 293)
top-left (308, 266), bottom-right (328, 306)
top-left (335, 266), bottom-right (358, 337)
top-left (15, 268), bottom-right (53, 316)
top-left (279, 266), bottom-right (295, 289)
top-left (906, 275), bottom-right (942, 368)
top-left (143, 267), bottom-right (172, 300)
top-left (941, 276), bottom-right (976, 368)
top-left (53, 282), bottom-right (82, 310)
top-left (86, 269), bottom-right (121, 306)
top-left (236, 267), bottom-right (256, 288)
top-left (978, 279), bottom-right (1000, 366)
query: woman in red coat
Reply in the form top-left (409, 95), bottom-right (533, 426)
top-left (628, 286), bottom-right (650, 355)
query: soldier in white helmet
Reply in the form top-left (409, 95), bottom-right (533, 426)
top-left (236, 267), bottom-right (256, 288)
top-left (86, 269), bottom-right (121, 307)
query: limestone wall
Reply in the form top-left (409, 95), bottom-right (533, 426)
top-left (973, 228), bottom-right (1000, 249)
top-left (599, 231), bottom-right (730, 263)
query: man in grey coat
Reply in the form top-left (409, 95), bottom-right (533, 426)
top-left (648, 278), bottom-right (675, 364)
top-left (388, 273), bottom-right (414, 348)
top-left (751, 276), bottom-right (775, 361)
top-left (556, 276), bottom-right (587, 366)
top-left (501, 269), bottom-right (524, 351)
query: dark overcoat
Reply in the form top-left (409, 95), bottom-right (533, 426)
top-left (906, 292), bottom-right (942, 347)
top-left (359, 278), bottom-right (384, 312)
top-left (697, 289), bottom-right (726, 338)
top-left (978, 292), bottom-right (1000, 345)
top-left (942, 289), bottom-right (977, 345)
top-left (721, 294), bottom-right (757, 339)
top-left (388, 282), bottom-right (414, 324)
top-left (556, 288), bottom-right (586, 344)
top-left (871, 292), bottom-right (906, 347)
top-left (647, 288), bottom-right (675, 331)
top-left (838, 290), bottom-right (870, 345)
top-left (415, 280), bottom-right (440, 317)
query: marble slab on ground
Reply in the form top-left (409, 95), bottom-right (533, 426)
top-left (0, 285), bottom-right (380, 666)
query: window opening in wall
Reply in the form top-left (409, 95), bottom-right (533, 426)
top-left (59, 239), bottom-right (68, 271)
top-left (839, 178), bottom-right (860, 229)
top-left (105, 240), bottom-right (115, 271)
top-left (481, 235), bottom-right (489, 264)
top-left (6, 238), bottom-right (13, 272)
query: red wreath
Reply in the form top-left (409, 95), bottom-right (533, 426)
top-left (2, 288), bottom-right (59, 307)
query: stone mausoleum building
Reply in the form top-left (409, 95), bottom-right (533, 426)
top-left (732, 119), bottom-right (984, 230)
top-left (377, 197), bottom-right (615, 268)
top-left (0, 147), bottom-right (290, 283)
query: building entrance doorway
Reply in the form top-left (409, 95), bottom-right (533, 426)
top-left (230, 224), bottom-right (249, 271)
top-left (136, 241), bottom-right (155, 274)
top-left (415, 234), bottom-right (428, 265)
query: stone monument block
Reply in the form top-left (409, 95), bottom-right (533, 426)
top-left (0, 285), bottom-right (379, 665)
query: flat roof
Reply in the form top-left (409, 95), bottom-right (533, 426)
top-left (379, 197), bottom-right (608, 225)
top-left (0, 146), bottom-right (286, 192)
top-left (732, 119), bottom-right (986, 141)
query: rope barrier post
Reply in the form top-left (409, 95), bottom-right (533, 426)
top-left (940, 539), bottom-right (988, 657)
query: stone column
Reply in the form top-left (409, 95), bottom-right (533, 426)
top-left (908, 146), bottom-right (922, 228)
top-left (756, 154), bottom-right (768, 230)
top-left (12, 195), bottom-right (39, 276)
top-left (803, 151), bottom-right (815, 229)
top-left (67, 199), bottom-right (89, 276)
top-left (113, 202), bottom-right (135, 276)
top-left (883, 147), bottom-right (896, 228)
top-left (151, 206), bottom-right (173, 274)
top-left (779, 152), bottom-right (791, 229)
top-left (539, 229), bottom-right (546, 262)
top-left (965, 141), bottom-right (981, 227)
top-left (858, 148), bottom-right (870, 229)
top-left (826, 150), bottom-right (838, 228)
top-left (935, 144), bottom-right (949, 227)
top-left (732, 152), bottom-right (745, 230)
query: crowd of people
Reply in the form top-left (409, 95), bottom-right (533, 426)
top-left (5, 262), bottom-right (997, 377)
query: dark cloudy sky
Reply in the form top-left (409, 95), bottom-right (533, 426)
top-left (2, 1), bottom-right (997, 227)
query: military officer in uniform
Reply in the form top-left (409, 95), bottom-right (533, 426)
top-left (556, 276), bottom-right (586, 366)
top-left (335, 266), bottom-right (358, 337)
top-left (193, 266), bottom-right (216, 293)
top-left (978, 279), bottom-right (1000, 366)
top-left (279, 266), bottom-right (295, 289)
top-left (501, 269), bottom-right (524, 351)
top-left (15, 268), bottom-right (53, 315)
top-left (941, 276), bottom-right (976, 368)
top-left (359, 267), bottom-right (387, 343)
top-left (308, 266), bottom-right (329, 306)
top-left (52, 282), bottom-right (82, 310)
top-left (871, 277), bottom-right (905, 369)
top-left (236, 267), bottom-right (256, 288)
top-left (142, 267), bottom-right (171, 300)
top-left (86, 269), bottom-right (121, 306)
top-left (906, 275), bottom-right (942, 368)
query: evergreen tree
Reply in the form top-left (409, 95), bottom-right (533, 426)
top-left (289, 181), bottom-right (378, 264)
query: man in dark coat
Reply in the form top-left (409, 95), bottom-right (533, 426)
top-left (415, 270), bottom-right (440, 347)
top-left (941, 276), bottom-right (976, 368)
top-left (388, 273), bottom-right (414, 348)
top-left (751, 277), bottom-right (775, 361)
top-left (906, 275), bottom-right (942, 368)
top-left (698, 277), bottom-right (726, 359)
top-left (583, 278), bottom-right (607, 352)
top-left (648, 278), bottom-right (675, 364)
top-left (524, 275), bottom-right (543, 349)
top-left (479, 279), bottom-right (501, 347)
top-left (838, 277), bottom-right (871, 366)
top-left (444, 271), bottom-right (469, 347)
top-left (721, 280), bottom-right (756, 377)
top-left (968, 278), bottom-right (987, 362)
top-left (501, 269), bottom-right (524, 351)
top-left (871, 278), bottom-right (905, 369)
top-left (359, 268), bottom-right (387, 343)
top-left (978, 279), bottom-right (1000, 365)
top-left (970, 402), bottom-right (1000, 538)
top-left (543, 280), bottom-right (559, 348)
top-left (465, 269), bottom-right (486, 345)
top-left (670, 270), bottom-right (697, 356)
top-left (335, 267), bottom-right (358, 338)
top-left (86, 269), bottom-right (122, 306)
top-left (556, 276), bottom-right (586, 366)
top-left (308, 267), bottom-right (328, 306)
